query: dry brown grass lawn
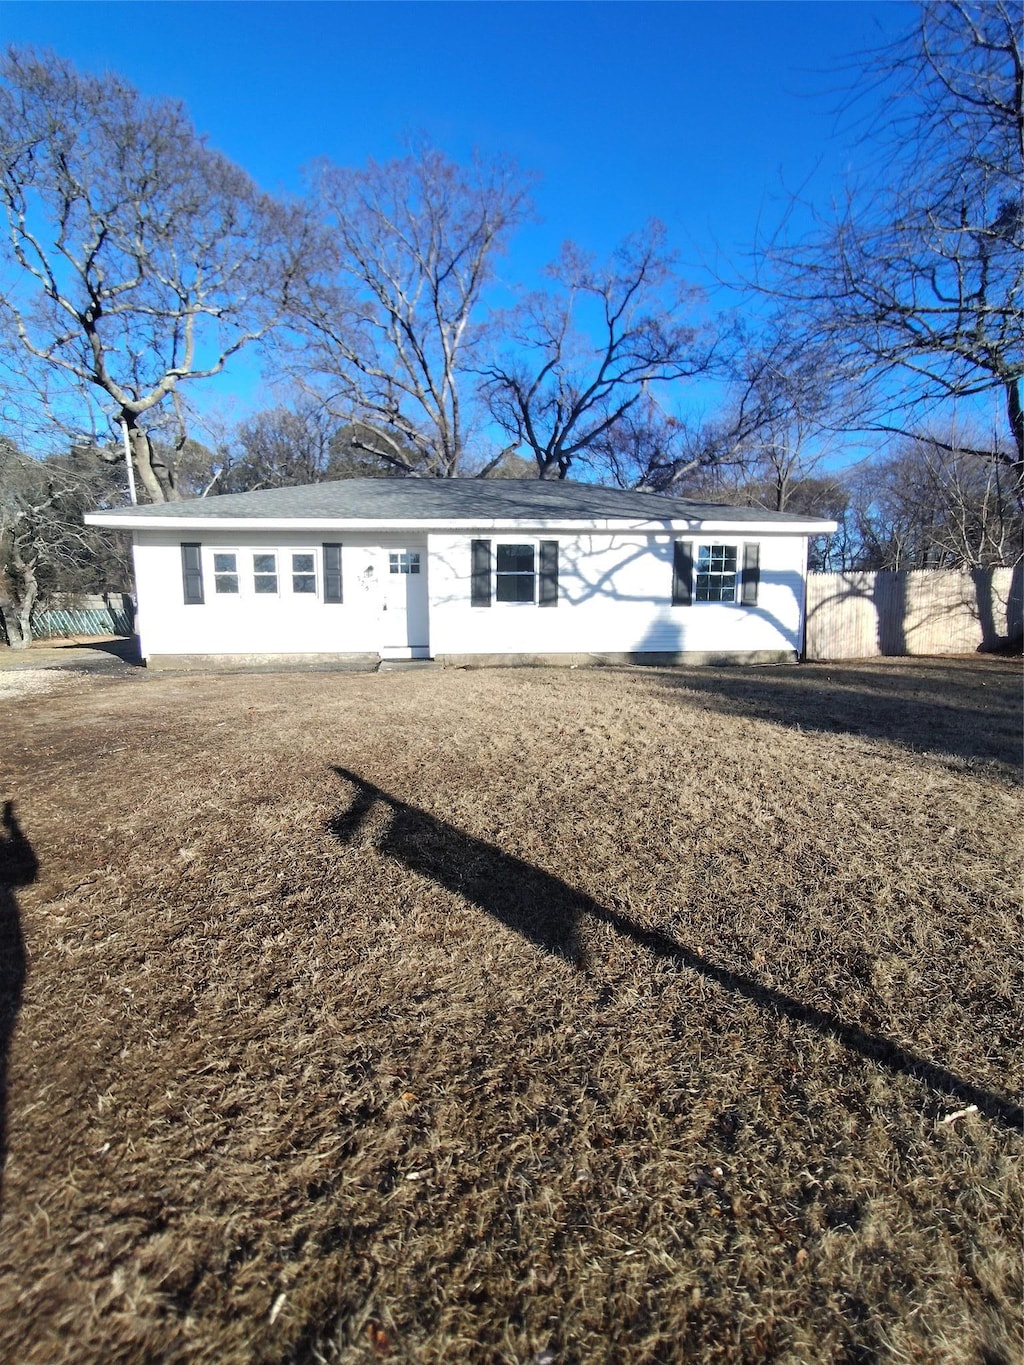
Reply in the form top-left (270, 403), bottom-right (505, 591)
top-left (0, 656), bottom-right (1021, 1364)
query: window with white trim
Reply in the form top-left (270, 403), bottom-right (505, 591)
top-left (213, 551), bottom-right (240, 595)
top-left (253, 552), bottom-right (278, 595)
top-left (495, 543), bottom-right (535, 603)
top-left (389, 552), bottom-right (421, 575)
top-left (291, 552), bottom-right (317, 595)
top-left (695, 544), bottom-right (738, 602)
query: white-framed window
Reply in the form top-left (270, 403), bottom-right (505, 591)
top-left (495, 542), bottom-right (536, 603)
top-left (695, 544), bottom-right (738, 602)
top-left (471, 538), bottom-right (558, 609)
top-left (203, 547), bottom-right (328, 600)
top-left (213, 551), bottom-right (240, 595)
top-left (291, 551), bottom-right (318, 595)
top-left (389, 551), bottom-right (421, 575)
top-left (253, 552), bottom-right (278, 595)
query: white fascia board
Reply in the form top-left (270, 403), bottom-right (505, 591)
top-left (85, 513), bottom-right (839, 536)
top-left (694, 519), bottom-right (838, 535)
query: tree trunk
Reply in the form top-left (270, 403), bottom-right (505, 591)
top-left (1006, 376), bottom-right (1023, 486)
top-left (2, 556), bottom-right (38, 649)
top-left (775, 471), bottom-right (787, 512)
top-left (125, 414), bottom-right (180, 504)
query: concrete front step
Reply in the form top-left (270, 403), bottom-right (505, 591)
top-left (377, 658), bottom-right (443, 672)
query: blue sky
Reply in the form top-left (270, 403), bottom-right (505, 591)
top-left (3, 1), bottom-right (915, 457)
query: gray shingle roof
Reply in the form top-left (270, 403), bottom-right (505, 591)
top-left (91, 478), bottom-right (829, 525)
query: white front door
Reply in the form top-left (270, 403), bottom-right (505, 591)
top-left (380, 548), bottom-right (430, 658)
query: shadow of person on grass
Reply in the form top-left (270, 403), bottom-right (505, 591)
top-left (328, 767), bottom-right (1023, 1133)
top-left (0, 801), bottom-right (33, 1205)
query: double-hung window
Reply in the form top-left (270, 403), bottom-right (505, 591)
top-left (695, 544), bottom-right (738, 602)
top-left (184, 545), bottom-right (335, 603)
top-left (291, 552), bottom-right (317, 595)
top-left (495, 544), bottom-right (536, 603)
top-left (471, 539), bottom-right (558, 608)
top-left (213, 552), bottom-right (240, 595)
top-left (253, 553), bottom-right (278, 594)
top-left (673, 540), bottom-right (759, 606)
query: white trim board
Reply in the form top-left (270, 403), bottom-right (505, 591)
top-left (86, 513), bottom-right (838, 536)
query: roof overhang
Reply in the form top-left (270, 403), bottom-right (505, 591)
top-left (85, 513), bottom-right (839, 536)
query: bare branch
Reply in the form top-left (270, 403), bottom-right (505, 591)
top-left (752, 3), bottom-right (1023, 476)
top-left (0, 47), bottom-right (313, 501)
top-left (480, 223), bottom-right (712, 479)
top-left (287, 143), bottom-right (533, 477)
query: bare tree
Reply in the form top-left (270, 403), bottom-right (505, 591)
top-left (292, 144), bottom-right (532, 478)
top-left (481, 449), bottom-right (537, 480)
top-left (0, 441), bottom-right (126, 647)
top-left (848, 435), bottom-right (1023, 570)
top-left (480, 224), bottom-right (710, 480)
top-left (217, 400), bottom-right (340, 493)
top-left (712, 329), bottom-right (850, 512)
top-left (759, 3), bottom-right (1023, 480)
top-left (0, 48), bottom-right (309, 502)
top-left (594, 323), bottom-right (847, 513)
top-left (585, 398), bottom-right (707, 493)
top-left (589, 325), bottom-right (850, 566)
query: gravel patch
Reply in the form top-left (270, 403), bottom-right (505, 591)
top-left (0, 668), bottom-right (87, 700)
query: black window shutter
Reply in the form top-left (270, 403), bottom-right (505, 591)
top-left (471, 539), bottom-right (492, 607)
top-left (539, 540), bottom-right (559, 607)
top-left (323, 543), bottom-right (343, 603)
top-left (181, 543), bottom-right (204, 605)
top-left (672, 540), bottom-right (693, 605)
top-left (741, 542), bottom-right (760, 605)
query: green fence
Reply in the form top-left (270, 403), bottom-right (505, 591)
top-left (30, 594), bottom-right (135, 640)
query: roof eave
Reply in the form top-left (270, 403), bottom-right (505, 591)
top-left (84, 513), bottom-right (839, 535)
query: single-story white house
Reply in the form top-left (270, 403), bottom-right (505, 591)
top-left (85, 478), bottom-right (836, 669)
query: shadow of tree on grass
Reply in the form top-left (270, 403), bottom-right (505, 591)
top-left (649, 660), bottom-right (1022, 772)
top-left (328, 767), bottom-right (1023, 1133)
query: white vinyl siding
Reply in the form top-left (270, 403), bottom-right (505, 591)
top-left (133, 535), bottom-right (425, 661)
top-left (427, 532), bottom-right (805, 657)
top-left (131, 529), bottom-right (806, 663)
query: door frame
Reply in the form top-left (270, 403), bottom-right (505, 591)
top-left (378, 543), bottom-right (430, 659)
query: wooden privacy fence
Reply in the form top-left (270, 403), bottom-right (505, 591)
top-left (805, 568), bottom-right (1023, 660)
top-left (30, 593), bottom-right (135, 640)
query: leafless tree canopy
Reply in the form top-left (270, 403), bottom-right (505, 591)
top-left (759, 2), bottom-right (1023, 477)
top-left (0, 48), bottom-right (310, 502)
top-left (586, 400), bottom-right (699, 494)
top-left (217, 401), bottom-right (339, 493)
top-left (207, 401), bottom-right (420, 494)
top-left (708, 330), bottom-right (847, 512)
top-left (292, 145), bottom-right (532, 478)
top-left (845, 436), bottom-right (1024, 571)
top-left (480, 224), bottom-right (710, 480)
top-left (2, 10), bottom-right (1022, 626)
top-left (0, 439), bottom-right (127, 645)
top-left (596, 325), bottom-right (848, 527)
